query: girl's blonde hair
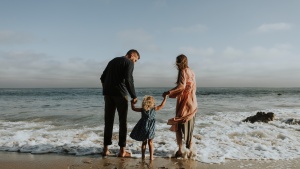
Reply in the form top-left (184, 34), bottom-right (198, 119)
top-left (142, 95), bottom-right (155, 111)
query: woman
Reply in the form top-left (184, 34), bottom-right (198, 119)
top-left (163, 54), bottom-right (198, 158)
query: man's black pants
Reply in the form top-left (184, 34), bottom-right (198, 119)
top-left (103, 95), bottom-right (128, 147)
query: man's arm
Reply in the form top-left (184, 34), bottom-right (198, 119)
top-left (100, 66), bottom-right (108, 84)
top-left (124, 62), bottom-right (137, 99)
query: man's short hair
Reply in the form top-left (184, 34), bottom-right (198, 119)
top-left (126, 49), bottom-right (140, 59)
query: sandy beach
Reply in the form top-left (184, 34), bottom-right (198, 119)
top-left (0, 152), bottom-right (299, 169)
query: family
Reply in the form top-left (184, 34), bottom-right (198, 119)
top-left (100, 49), bottom-right (197, 160)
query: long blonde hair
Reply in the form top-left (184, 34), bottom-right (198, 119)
top-left (142, 95), bottom-right (155, 111)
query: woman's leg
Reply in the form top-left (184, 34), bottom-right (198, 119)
top-left (185, 117), bottom-right (195, 158)
top-left (148, 139), bottom-right (154, 160)
top-left (186, 116), bottom-right (195, 149)
top-left (187, 138), bottom-right (194, 158)
top-left (188, 138), bottom-right (193, 149)
top-left (141, 140), bottom-right (147, 159)
top-left (176, 130), bottom-right (183, 156)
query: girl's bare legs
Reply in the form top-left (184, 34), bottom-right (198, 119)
top-left (148, 139), bottom-right (154, 160)
top-left (176, 130), bottom-right (183, 157)
top-left (141, 140), bottom-right (147, 160)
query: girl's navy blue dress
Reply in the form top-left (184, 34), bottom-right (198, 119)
top-left (130, 108), bottom-right (156, 141)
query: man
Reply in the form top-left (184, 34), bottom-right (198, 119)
top-left (100, 49), bottom-right (140, 157)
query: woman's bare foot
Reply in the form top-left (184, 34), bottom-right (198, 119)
top-left (175, 150), bottom-right (183, 158)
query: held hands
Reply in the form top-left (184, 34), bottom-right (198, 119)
top-left (131, 98), bottom-right (138, 105)
top-left (162, 91), bottom-right (170, 98)
top-left (131, 98), bottom-right (142, 112)
top-left (155, 92), bottom-right (168, 111)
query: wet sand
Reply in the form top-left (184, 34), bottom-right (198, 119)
top-left (0, 152), bottom-right (299, 169)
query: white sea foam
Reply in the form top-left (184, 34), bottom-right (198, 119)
top-left (1, 109), bottom-right (300, 163)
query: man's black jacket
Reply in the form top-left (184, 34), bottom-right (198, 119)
top-left (100, 56), bottom-right (137, 99)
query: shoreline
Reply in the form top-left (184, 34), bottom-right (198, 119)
top-left (0, 152), bottom-right (299, 169)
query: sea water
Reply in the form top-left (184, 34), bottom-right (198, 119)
top-left (1, 88), bottom-right (300, 163)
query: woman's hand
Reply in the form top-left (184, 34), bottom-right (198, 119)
top-left (162, 91), bottom-right (170, 97)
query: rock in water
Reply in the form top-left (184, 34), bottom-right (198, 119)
top-left (242, 112), bottom-right (275, 123)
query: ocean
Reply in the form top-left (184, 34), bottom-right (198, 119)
top-left (1, 88), bottom-right (300, 163)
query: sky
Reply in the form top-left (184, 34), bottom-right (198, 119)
top-left (0, 0), bottom-right (299, 88)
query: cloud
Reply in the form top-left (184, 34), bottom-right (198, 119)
top-left (250, 44), bottom-right (292, 58)
top-left (1, 43), bottom-right (299, 88)
top-left (117, 29), bottom-right (161, 52)
top-left (171, 24), bottom-right (207, 34)
top-left (185, 44), bottom-right (300, 87)
top-left (0, 30), bottom-right (35, 45)
top-left (179, 47), bottom-right (215, 56)
top-left (222, 47), bottom-right (243, 58)
top-left (134, 60), bottom-right (176, 87)
top-left (256, 23), bottom-right (292, 33)
top-left (0, 50), bottom-right (102, 88)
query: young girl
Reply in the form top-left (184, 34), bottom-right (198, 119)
top-left (130, 95), bottom-right (167, 160)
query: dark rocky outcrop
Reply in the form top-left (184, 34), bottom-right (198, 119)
top-left (283, 118), bottom-right (300, 125)
top-left (242, 112), bottom-right (275, 123)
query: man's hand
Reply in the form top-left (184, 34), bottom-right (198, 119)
top-left (131, 98), bottom-right (138, 104)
